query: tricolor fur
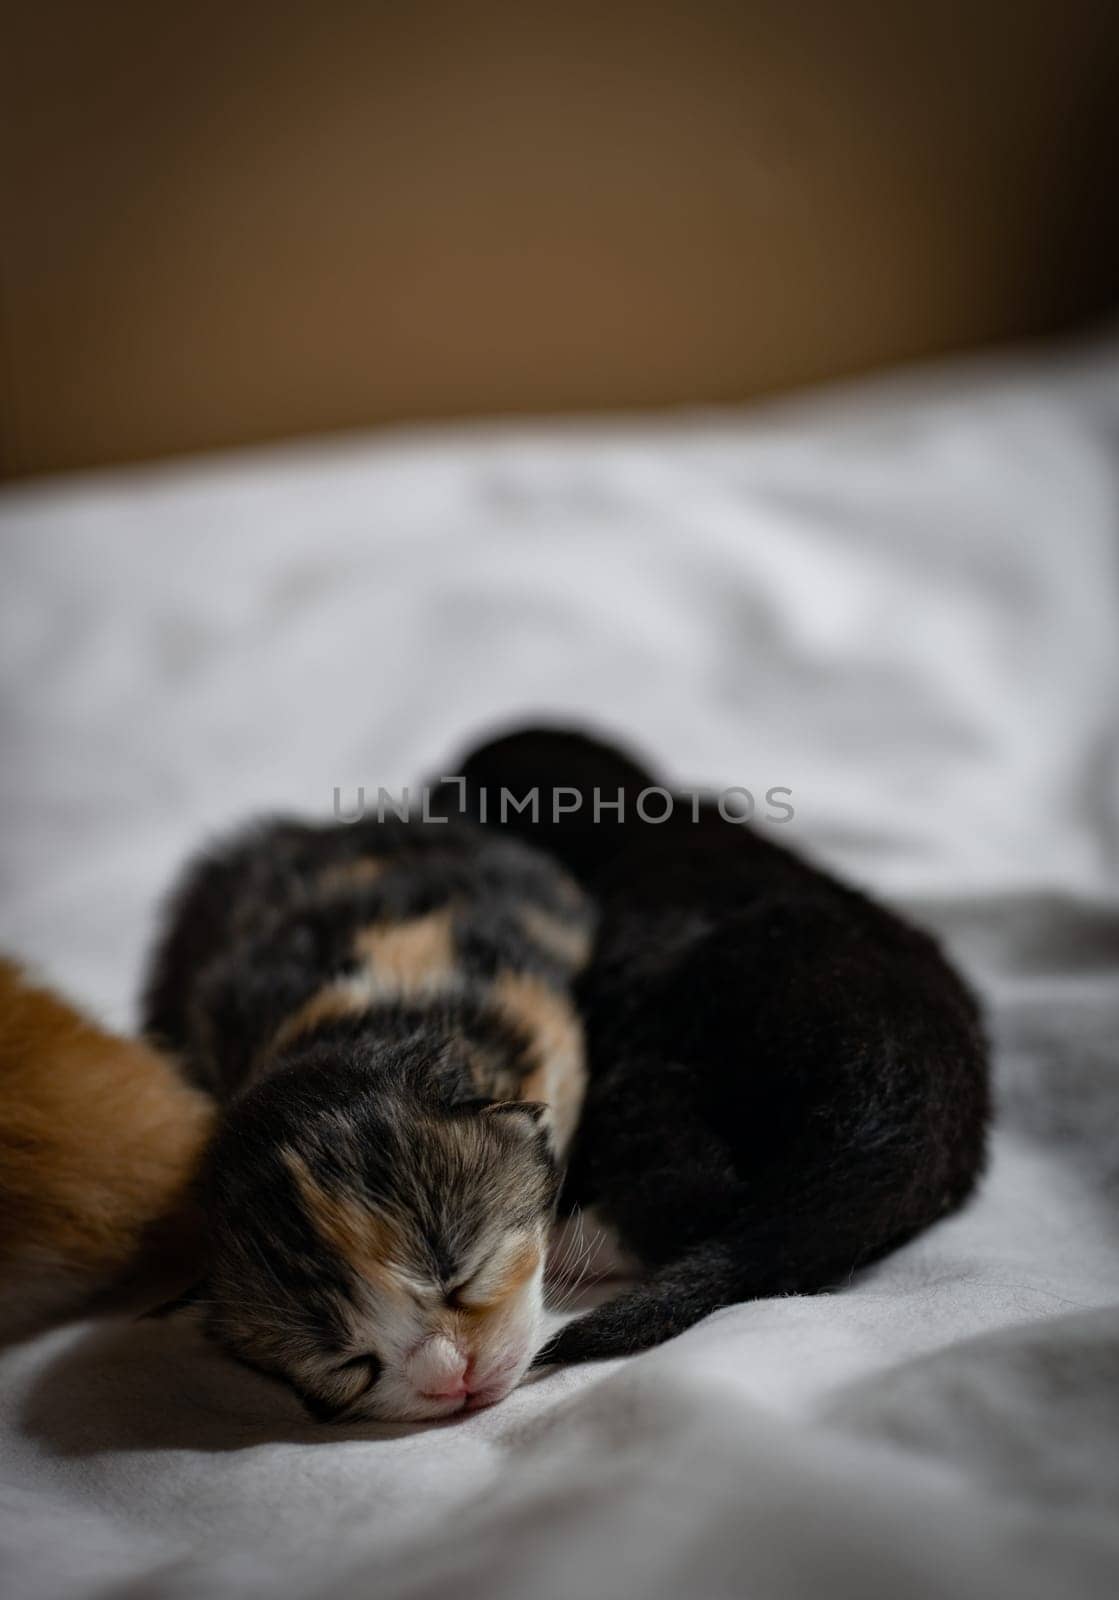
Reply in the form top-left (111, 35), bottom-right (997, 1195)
top-left (143, 818), bottom-right (593, 1420)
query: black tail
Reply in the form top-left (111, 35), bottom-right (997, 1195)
top-left (535, 1231), bottom-right (777, 1366)
top-left (537, 1105), bottom-right (985, 1368)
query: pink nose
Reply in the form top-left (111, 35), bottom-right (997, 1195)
top-left (409, 1336), bottom-right (473, 1400)
top-left (428, 1358), bottom-right (479, 1400)
top-left (423, 1372), bottom-right (470, 1400)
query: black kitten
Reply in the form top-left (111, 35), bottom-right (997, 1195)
top-left (432, 727), bottom-right (990, 1365)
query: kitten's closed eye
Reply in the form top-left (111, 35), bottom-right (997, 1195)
top-left (336, 1352), bottom-right (383, 1381)
top-left (302, 1352), bottom-right (385, 1420)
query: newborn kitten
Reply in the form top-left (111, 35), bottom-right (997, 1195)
top-left (143, 818), bottom-right (592, 1421)
top-left (0, 956), bottom-right (212, 1343)
top-left (432, 726), bottom-right (991, 1365)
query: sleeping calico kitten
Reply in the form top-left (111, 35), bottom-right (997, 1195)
top-left (432, 726), bottom-right (991, 1365)
top-left (143, 818), bottom-right (592, 1421)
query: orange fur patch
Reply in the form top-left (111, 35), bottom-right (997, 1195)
top-left (258, 907), bottom-right (460, 1068)
top-left (261, 979), bottom-right (374, 1066)
top-left (0, 957), bottom-right (214, 1304)
top-left (282, 1147), bottom-right (403, 1298)
top-left (353, 908), bottom-right (457, 992)
top-left (489, 972), bottom-right (586, 1157)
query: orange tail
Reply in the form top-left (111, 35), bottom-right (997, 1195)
top-left (0, 956), bottom-right (214, 1341)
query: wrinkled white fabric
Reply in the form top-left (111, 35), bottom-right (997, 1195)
top-left (2, 333), bottom-right (1118, 1600)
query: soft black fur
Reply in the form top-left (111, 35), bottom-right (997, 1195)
top-left (432, 726), bottom-right (991, 1364)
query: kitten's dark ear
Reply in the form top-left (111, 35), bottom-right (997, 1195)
top-left (139, 1281), bottom-right (206, 1321)
top-left (482, 1100), bottom-right (549, 1132)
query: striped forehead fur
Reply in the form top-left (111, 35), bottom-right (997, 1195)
top-left (205, 1050), bottom-right (556, 1287)
top-left (279, 1113), bottom-right (548, 1289)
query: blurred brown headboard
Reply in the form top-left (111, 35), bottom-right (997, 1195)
top-left (3, 1), bottom-right (1117, 478)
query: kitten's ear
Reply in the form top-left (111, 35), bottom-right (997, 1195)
top-left (482, 1100), bottom-right (549, 1132)
top-left (139, 1280), bottom-right (206, 1321)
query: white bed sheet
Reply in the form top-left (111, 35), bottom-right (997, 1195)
top-left (2, 333), bottom-right (1118, 1600)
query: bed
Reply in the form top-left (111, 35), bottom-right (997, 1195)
top-left (1, 331), bottom-right (1118, 1600)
